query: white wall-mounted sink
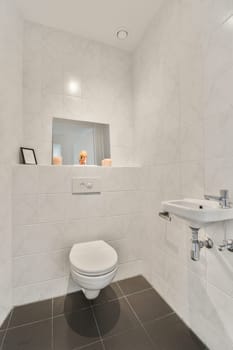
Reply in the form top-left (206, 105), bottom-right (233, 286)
top-left (162, 198), bottom-right (233, 228)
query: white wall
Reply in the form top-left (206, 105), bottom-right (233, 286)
top-left (12, 165), bottom-right (142, 305)
top-left (0, 0), bottom-right (22, 324)
top-left (23, 21), bottom-right (134, 166)
top-left (133, 1), bottom-right (233, 350)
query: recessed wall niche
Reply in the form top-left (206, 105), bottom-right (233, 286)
top-left (52, 118), bottom-right (111, 165)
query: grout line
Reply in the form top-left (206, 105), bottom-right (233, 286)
top-left (123, 287), bottom-right (153, 298)
top-left (89, 287), bottom-right (153, 309)
top-left (120, 283), bottom-right (175, 349)
top-left (13, 210), bottom-right (144, 230)
top-left (13, 248), bottom-right (143, 260)
top-left (116, 281), bottom-right (153, 298)
top-left (122, 295), bottom-right (156, 348)
top-left (90, 305), bottom-right (106, 350)
top-left (6, 317), bottom-right (53, 331)
top-left (101, 325), bottom-right (141, 343)
top-left (73, 339), bottom-right (105, 350)
top-left (52, 305), bottom-right (92, 319)
top-left (90, 296), bottom-right (124, 307)
top-left (143, 311), bottom-right (176, 326)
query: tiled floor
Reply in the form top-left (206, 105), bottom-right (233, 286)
top-left (0, 276), bottom-right (208, 350)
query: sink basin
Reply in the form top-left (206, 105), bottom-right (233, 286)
top-left (162, 198), bottom-right (233, 228)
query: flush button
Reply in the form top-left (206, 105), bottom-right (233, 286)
top-left (72, 177), bottom-right (101, 194)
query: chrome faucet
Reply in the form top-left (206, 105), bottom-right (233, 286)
top-left (204, 189), bottom-right (231, 208)
top-left (218, 239), bottom-right (233, 252)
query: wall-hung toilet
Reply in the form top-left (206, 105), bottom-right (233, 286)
top-left (69, 240), bottom-right (118, 299)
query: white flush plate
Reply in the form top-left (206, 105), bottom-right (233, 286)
top-left (72, 177), bottom-right (101, 194)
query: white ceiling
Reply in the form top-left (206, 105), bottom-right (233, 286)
top-left (16, 0), bottom-right (163, 51)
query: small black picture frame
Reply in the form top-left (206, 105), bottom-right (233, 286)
top-left (20, 147), bottom-right (37, 165)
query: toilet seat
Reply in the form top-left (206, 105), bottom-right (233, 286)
top-left (69, 240), bottom-right (118, 277)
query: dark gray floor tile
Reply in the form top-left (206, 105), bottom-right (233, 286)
top-left (53, 291), bottom-right (91, 316)
top-left (127, 289), bottom-right (173, 323)
top-left (53, 308), bottom-right (100, 350)
top-left (9, 299), bottom-right (52, 327)
top-left (81, 341), bottom-right (104, 350)
top-left (93, 298), bottom-right (140, 338)
top-left (104, 327), bottom-right (156, 350)
top-left (145, 314), bottom-right (206, 350)
top-left (2, 320), bottom-right (52, 350)
top-left (118, 276), bottom-right (152, 295)
top-left (0, 277), bottom-right (208, 350)
top-left (90, 283), bottom-right (123, 306)
top-left (0, 312), bottom-right (11, 330)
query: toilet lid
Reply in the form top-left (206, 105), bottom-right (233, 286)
top-left (69, 240), bottom-right (118, 276)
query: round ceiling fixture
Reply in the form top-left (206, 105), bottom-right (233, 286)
top-left (116, 28), bottom-right (128, 40)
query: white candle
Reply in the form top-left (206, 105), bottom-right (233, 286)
top-left (101, 159), bottom-right (112, 167)
top-left (53, 156), bottom-right (62, 165)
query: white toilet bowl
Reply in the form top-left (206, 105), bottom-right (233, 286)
top-left (69, 240), bottom-right (118, 300)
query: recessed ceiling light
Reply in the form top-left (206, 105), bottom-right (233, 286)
top-left (116, 28), bottom-right (128, 40)
top-left (66, 79), bottom-right (81, 96)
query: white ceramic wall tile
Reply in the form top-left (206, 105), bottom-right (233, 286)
top-left (206, 283), bottom-right (233, 347)
top-left (180, 161), bottom-right (204, 198)
top-left (40, 93), bottom-right (63, 119)
top-left (12, 165), bottom-right (38, 194)
top-left (13, 250), bottom-right (68, 287)
top-left (108, 239), bottom-right (138, 264)
top-left (42, 57), bottom-right (63, 95)
top-left (206, 247), bottom-right (233, 297)
top-left (205, 158), bottom-right (233, 196)
top-left (67, 192), bottom-right (105, 220)
top-left (101, 167), bottom-right (141, 192)
top-left (63, 219), bottom-right (90, 247)
top-left (205, 100), bottom-right (233, 159)
top-left (164, 216), bottom-right (187, 262)
top-left (13, 276), bottom-right (80, 306)
top-left (161, 163), bottom-right (181, 201)
top-left (133, 0), bottom-right (233, 349)
top-left (87, 215), bottom-right (131, 242)
top-left (11, 166), bottom-right (143, 307)
top-left (114, 260), bottom-right (143, 282)
top-left (0, 255), bottom-right (12, 324)
top-left (23, 55), bottom-right (42, 90)
top-left (38, 166), bottom-right (71, 193)
top-left (110, 146), bottom-right (134, 167)
top-left (0, 0), bottom-right (23, 324)
top-left (38, 194), bottom-right (68, 222)
top-left (23, 21), bottom-right (134, 166)
top-left (63, 96), bottom-right (85, 118)
top-left (12, 195), bottom-right (38, 225)
top-left (180, 108), bottom-right (204, 162)
top-left (103, 191), bottom-right (142, 216)
top-left (13, 223), bottom-right (65, 257)
top-left (71, 165), bottom-right (98, 178)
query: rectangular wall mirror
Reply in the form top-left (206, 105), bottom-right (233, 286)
top-left (52, 118), bottom-right (111, 165)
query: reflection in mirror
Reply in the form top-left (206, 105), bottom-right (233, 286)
top-left (52, 118), bottom-right (110, 165)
